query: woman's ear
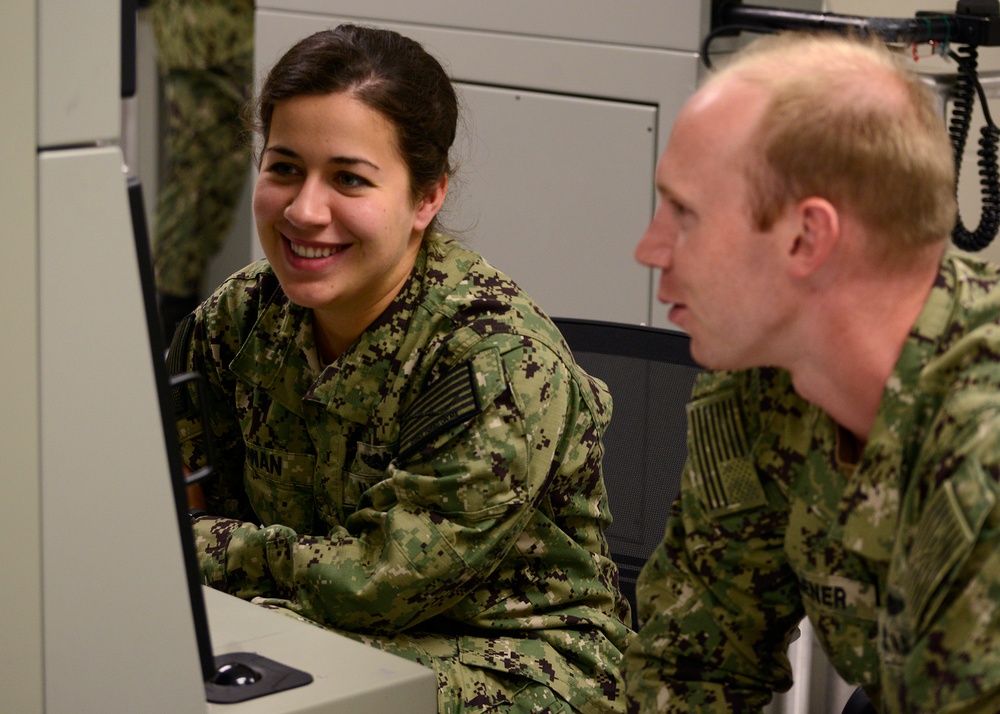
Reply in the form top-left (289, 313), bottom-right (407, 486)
top-left (413, 174), bottom-right (449, 233)
top-left (787, 197), bottom-right (839, 279)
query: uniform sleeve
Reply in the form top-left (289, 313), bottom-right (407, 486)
top-left (880, 398), bottom-right (1000, 713)
top-left (191, 337), bottom-right (597, 634)
top-left (150, 0), bottom-right (254, 71)
top-left (170, 304), bottom-right (254, 522)
top-left (623, 370), bottom-right (804, 713)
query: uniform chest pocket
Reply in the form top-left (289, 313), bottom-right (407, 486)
top-left (243, 443), bottom-right (316, 531)
top-left (344, 441), bottom-right (393, 510)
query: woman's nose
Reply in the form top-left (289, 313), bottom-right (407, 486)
top-left (284, 178), bottom-right (331, 227)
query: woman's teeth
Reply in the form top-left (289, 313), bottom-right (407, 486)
top-left (289, 242), bottom-right (345, 259)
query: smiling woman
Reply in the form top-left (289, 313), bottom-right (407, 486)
top-left (254, 91), bottom-right (443, 359)
top-left (166, 24), bottom-right (632, 714)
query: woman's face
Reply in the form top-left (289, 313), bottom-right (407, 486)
top-left (253, 91), bottom-right (444, 329)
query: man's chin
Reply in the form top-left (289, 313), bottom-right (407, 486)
top-left (687, 338), bottom-right (736, 372)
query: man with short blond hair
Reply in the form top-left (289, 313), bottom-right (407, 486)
top-left (624, 32), bottom-right (1000, 713)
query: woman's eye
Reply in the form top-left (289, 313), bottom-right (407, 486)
top-left (336, 172), bottom-right (369, 190)
top-left (266, 161), bottom-right (300, 177)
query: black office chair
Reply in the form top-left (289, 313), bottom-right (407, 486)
top-left (553, 317), bottom-right (702, 629)
top-left (841, 687), bottom-right (876, 714)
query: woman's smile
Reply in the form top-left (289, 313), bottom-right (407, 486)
top-left (286, 239), bottom-right (350, 260)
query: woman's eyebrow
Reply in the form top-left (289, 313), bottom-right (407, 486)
top-left (264, 145), bottom-right (380, 171)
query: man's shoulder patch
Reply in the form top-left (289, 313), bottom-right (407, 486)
top-left (687, 390), bottom-right (767, 517)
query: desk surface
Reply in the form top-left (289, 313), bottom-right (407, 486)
top-left (204, 587), bottom-right (437, 714)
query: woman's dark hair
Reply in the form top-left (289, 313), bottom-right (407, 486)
top-left (253, 24), bottom-right (457, 233)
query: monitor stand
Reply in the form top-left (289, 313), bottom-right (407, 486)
top-left (126, 176), bottom-right (314, 705)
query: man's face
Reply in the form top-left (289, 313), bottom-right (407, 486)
top-left (635, 80), bottom-right (796, 371)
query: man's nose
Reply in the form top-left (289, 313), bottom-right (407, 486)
top-left (635, 209), bottom-right (674, 270)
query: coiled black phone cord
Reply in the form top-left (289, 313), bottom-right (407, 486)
top-left (948, 45), bottom-right (1000, 251)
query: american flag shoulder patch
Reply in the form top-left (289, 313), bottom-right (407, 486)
top-left (399, 360), bottom-right (483, 460)
top-left (687, 391), bottom-right (766, 517)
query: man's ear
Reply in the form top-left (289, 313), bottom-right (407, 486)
top-left (413, 174), bottom-right (449, 233)
top-left (787, 197), bottom-right (839, 279)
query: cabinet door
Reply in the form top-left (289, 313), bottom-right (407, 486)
top-left (453, 84), bottom-right (657, 323)
top-left (38, 0), bottom-right (119, 146)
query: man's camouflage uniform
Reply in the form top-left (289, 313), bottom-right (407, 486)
top-left (171, 235), bottom-right (633, 713)
top-left (149, 0), bottom-right (253, 328)
top-left (624, 252), bottom-right (1000, 713)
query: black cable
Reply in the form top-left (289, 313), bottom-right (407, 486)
top-left (718, 5), bottom-right (958, 45)
top-left (947, 46), bottom-right (1000, 250)
top-left (700, 24), bottom-right (777, 69)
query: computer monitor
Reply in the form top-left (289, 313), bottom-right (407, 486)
top-left (126, 176), bottom-right (312, 703)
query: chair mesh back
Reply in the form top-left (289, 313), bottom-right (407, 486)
top-left (554, 318), bottom-right (701, 629)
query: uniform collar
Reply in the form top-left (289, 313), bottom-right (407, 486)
top-left (840, 254), bottom-right (958, 561)
top-left (229, 239), bottom-right (464, 424)
top-left (301, 246), bottom-right (429, 423)
top-left (228, 285), bottom-right (320, 416)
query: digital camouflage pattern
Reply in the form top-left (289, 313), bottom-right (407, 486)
top-left (173, 235), bottom-right (633, 713)
top-left (624, 252), bottom-right (1000, 713)
top-left (149, 0), bottom-right (253, 299)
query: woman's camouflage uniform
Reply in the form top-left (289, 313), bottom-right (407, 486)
top-left (624, 252), bottom-right (1000, 713)
top-left (172, 235), bottom-right (633, 713)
